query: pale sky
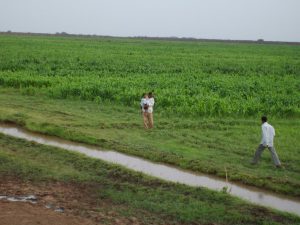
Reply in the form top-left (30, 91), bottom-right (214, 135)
top-left (0, 0), bottom-right (299, 42)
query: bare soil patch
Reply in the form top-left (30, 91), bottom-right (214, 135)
top-left (0, 201), bottom-right (95, 225)
top-left (0, 177), bottom-right (145, 225)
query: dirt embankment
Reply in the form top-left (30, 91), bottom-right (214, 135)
top-left (0, 178), bottom-right (145, 225)
top-left (0, 201), bottom-right (95, 225)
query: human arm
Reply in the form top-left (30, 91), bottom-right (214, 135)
top-left (261, 125), bottom-right (268, 147)
top-left (140, 99), bottom-right (145, 113)
top-left (148, 98), bottom-right (155, 107)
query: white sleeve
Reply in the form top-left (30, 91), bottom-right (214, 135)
top-left (148, 98), bottom-right (155, 106)
top-left (262, 126), bottom-right (268, 145)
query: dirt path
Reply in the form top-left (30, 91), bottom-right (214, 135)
top-left (0, 201), bottom-right (95, 225)
top-left (0, 178), bottom-right (145, 225)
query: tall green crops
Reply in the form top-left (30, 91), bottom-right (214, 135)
top-left (0, 35), bottom-right (299, 117)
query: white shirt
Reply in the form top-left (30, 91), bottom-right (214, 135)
top-left (261, 122), bottom-right (275, 147)
top-left (140, 97), bottom-right (155, 113)
top-left (147, 97), bottom-right (155, 113)
top-left (140, 98), bottom-right (149, 113)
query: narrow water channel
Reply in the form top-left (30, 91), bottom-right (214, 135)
top-left (0, 123), bottom-right (299, 216)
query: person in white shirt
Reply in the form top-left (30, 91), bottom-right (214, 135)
top-left (147, 92), bottom-right (155, 128)
top-left (140, 93), bottom-right (150, 129)
top-left (251, 116), bottom-right (281, 167)
top-left (140, 92), bottom-right (155, 129)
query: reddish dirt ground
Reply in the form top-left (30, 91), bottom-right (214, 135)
top-left (0, 177), bottom-right (145, 225)
top-left (0, 201), bottom-right (95, 225)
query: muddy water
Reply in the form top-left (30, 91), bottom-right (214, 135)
top-left (0, 195), bottom-right (37, 204)
top-left (0, 123), bottom-right (300, 216)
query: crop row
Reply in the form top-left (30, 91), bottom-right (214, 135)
top-left (0, 35), bottom-right (299, 117)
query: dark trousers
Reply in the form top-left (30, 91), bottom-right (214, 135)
top-left (252, 144), bottom-right (281, 166)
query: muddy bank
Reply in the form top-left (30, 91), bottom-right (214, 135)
top-left (0, 201), bottom-right (95, 225)
top-left (0, 178), bottom-right (158, 225)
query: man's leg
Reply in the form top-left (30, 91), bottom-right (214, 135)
top-left (143, 112), bottom-right (149, 129)
top-left (148, 113), bottom-right (154, 128)
top-left (268, 146), bottom-right (281, 166)
top-left (251, 144), bottom-right (265, 164)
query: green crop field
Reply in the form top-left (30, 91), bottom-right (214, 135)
top-left (0, 34), bottom-right (299, 117)
top-left (0, 34), bottom-right (300, 224)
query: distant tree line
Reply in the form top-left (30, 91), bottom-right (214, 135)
top-left (0, 31), bottom-right (299, 46)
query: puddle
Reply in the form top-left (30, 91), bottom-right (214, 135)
top-left (54, 207), bottom-right (65, 213)
top-left (0, 194), bottom-right (65, 213)
top-left (0, 123), bottom-right (300, 216)
top-left (44, 203), bottom-right (64, 213)
top-left (0, 195), bottom-right (37, 204)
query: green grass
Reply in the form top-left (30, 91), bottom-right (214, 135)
top-left (1, 89), bottom-right (300, 198)
top-left (1, 34), bottom-right (300, 223)
top-left (0, 34), bottom-right (299, 116)
top-left (1, 132), bottom-right (300, 224)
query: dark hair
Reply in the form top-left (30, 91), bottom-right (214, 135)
top-left (261, 116), bottom-right (267, 122)
top-left (148, 91), bottom-right (154, 98)
top-left (142, 93), bottom-right (147, 98)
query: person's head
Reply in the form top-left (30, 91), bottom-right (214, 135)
top-left (142, 93), bottom-right (148, 98)
top-left (148, 91), bottom-right (154, 98)
top-left (261, 116), bottom-right (268, 124)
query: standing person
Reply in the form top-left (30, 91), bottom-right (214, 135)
top-left (251, 116), bottom-right (281, 168)
top-left (147, 92), bottom-right (155, 129)
top-left (140, 93), bottom-right (150, 129)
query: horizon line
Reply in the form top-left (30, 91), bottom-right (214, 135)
top-left (1, 30), bottom-right (300, 45)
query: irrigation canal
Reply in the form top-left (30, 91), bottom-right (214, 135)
top-left (0, 123), bottom-right (299, 217)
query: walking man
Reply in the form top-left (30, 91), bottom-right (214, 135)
top-left (251, 116), bottom-right (281, 168)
